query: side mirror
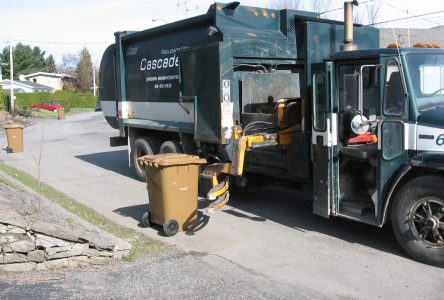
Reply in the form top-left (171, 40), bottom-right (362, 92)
top-left (351, 114), bottom-right (369, 135)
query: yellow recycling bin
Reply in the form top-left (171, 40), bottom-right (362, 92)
top-left (57, 108), bottom-right (65, 120)
top-left (3, 124), bottom-right (24, 153)
top-left (138, 153), bottom-right (206, 236)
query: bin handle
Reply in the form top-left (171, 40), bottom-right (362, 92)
top-left (178, 96), bottom-right (195, 115)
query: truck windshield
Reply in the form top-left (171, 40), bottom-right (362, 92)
top-left (405, 53), bottom-right (444, 111)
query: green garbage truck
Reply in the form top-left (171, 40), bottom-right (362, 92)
top-left (100, 1), bottom-right (444, 267)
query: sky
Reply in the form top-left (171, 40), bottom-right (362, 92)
top-left (1, 0), bottom-right (443, 67)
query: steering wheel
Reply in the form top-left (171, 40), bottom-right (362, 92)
top-left (430, 87), bottom-right (444, 96)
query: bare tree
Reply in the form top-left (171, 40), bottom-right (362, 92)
top-left (57, 53), bottom-right (79, 91)
top-left (311, 0), bottom-right (331, 13)
top-left (269, 0), bottom-right (301, 9)
top-left (353, 6), bottom-right (365, 24)
top-left (366, 0), bottom-right (381, 26)
top-left (58, 53), bottom-right (78, 76)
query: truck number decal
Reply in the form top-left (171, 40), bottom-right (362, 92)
top-left (436, 134), bottom-right (444, 146)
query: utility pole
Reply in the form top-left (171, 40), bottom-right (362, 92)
top-left (92, 68), bottom-right (96, 96)
top-left (9, 41), bottom-right (14, 114)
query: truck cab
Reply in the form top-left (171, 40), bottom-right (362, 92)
top-left (312, 48), bottom-right (444, 266)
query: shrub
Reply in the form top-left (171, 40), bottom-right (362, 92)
top-left (6, 91), bottom-right (98, 113)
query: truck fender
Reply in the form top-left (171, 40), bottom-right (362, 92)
top-left (381, 158), bottom-right (444, 226)
top-left (380, 163), bottom-right (412, 226)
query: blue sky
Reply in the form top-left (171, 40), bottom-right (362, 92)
top-left (0, 0), bottom-right (443, 66)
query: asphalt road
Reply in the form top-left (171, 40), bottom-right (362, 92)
top-left (1, 112), bottom-right (443, 299)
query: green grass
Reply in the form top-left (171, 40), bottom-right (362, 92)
top-left (32, 109), bottom-right (59, 119)
top-left (0, 162), bottom-right (162, 260)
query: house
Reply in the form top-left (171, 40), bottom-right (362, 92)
top-left (20, 72), bottom-right (72, 91)
top-left (0, 79), bottom-right (53, 93)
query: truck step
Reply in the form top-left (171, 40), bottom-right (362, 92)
top-left (339, 200), bottom-right (373, 216)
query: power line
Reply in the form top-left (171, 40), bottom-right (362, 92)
top-left (320, 0), bottom-right (374, 15)
top-left (382, 0), bottom-right (442, 26)
top-left (0, 38), bottom-right (110, 45)
top-left (370, 10), bottom-right (444, 26)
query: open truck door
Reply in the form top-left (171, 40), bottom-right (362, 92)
top-left (312, 62), bottom-right (337, 218)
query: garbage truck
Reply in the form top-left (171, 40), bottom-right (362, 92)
top-left (99, 1), bottom-right (444, 267)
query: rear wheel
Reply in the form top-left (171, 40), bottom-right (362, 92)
top-left (141, 211), bottom-right (151, 227)
top-left (159, 140), bottom-right (182, 154)
top-left (391, 175), bottom-right (444, 267)
top-left (131, 137), bottom-right (159, 181)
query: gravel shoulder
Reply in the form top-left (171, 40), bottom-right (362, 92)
top-left (0, 248), bottom-right (318, 300)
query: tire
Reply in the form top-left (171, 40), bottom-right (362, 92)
top-left (131, 137), bottom-right (159, 181)
top-left (141, 211), bottom-right (151, 227)
top-left (391, 175), bottom-right (444, 268)
top-left (163, 219), bottom-right (179, 237)
top-left (159, 140), bottom-right (182, 154)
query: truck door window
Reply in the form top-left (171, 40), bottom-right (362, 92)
top-left (313, 72), bottom-right (328, 131)
top-left (383, 60), bottom-right (404, 116)
top-left (338, 63), bottom-right (377, 114)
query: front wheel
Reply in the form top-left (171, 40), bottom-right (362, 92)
top-left (391, 175), bottom-right (444, 268)
top-left (163, 219), bottom-right (179, 237)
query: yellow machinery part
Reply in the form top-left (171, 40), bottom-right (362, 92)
top-left (207, 192), bottom-right (230, 213)
top-left (207, 178), bottom-right (229, 200)
top-left (246, 135), bottom-right (265, 148)
top-left (231, 136), bottom-right (247, 176)
top-left (278, 124), bottom-right (301, 148)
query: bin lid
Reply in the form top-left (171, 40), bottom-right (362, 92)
top-left (3, 123), bottom-right (24, 129)
top-left (138, 153), bottom-right (206, 167)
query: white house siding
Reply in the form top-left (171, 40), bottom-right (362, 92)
top-left (26, 75), bottom-right (63, 91)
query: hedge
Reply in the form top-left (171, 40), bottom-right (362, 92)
top-left (1, 91), bottom-right (98, 112)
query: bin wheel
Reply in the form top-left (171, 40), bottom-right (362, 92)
top-left (163, 220), bottom-right (179, 237)
top-left (141, 211), bottom-right (152, 227)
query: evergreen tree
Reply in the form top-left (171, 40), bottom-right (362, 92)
top-left (75, 47), bottom-right (93, 92)
top-left (45, 54), bottom-right (56, 73)
top-left (0, 43), bottom-right (47, 79)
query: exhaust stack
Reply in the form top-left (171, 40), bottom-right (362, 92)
top-left (340, 0), bottom-right (359, 51)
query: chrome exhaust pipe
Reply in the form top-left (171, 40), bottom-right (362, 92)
top-left (340, 0), bottom-right (359, 51)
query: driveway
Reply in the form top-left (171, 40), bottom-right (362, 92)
top-left (1, 112), bottom-right (443, 299)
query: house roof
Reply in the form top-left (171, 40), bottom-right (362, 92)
top-left (1, 87), bottom-right (25, 93)
top-left (16, 80), bottom-right (53, 89)
top-left (23, 72), bottom-right (73, 79)
top-left (1, 79), bottom-right (53, 90)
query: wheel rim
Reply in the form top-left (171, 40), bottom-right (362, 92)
top-left (409, 197), bottom-right (444, 247)
top-left (167, 222), bottom-right (177, 234)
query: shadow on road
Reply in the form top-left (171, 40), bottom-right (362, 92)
top-left (75, 150), bottom-right (135, 179)
top-left (114, 204), bottom-right (147, 222)
top-left (75, 149), bottom-right (404, 258)
top-left (114, 203), bottom-right (211, 236)
top-left (228, 185), bottom-right (406, 258)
